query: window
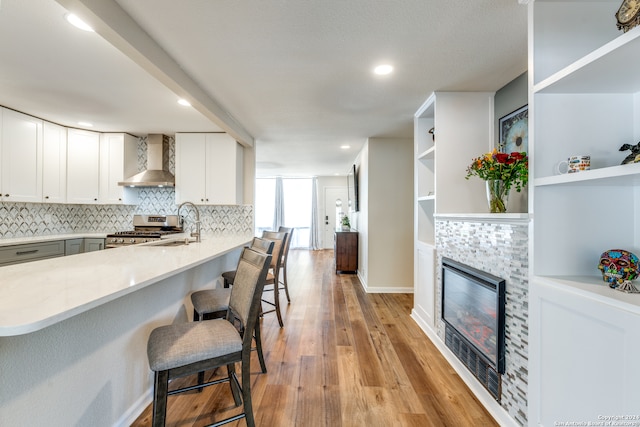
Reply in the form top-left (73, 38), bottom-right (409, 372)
top-left (255, 178), bottom-right (312, 248)
top-left (255, 178), bottom-right (275, 236)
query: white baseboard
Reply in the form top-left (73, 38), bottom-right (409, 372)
top-left (114, 387), bottom-right (152, 427)
top-left (410, 313), bottom-right (520, 427)
top-left (357, 271), bottom-right (414, 293)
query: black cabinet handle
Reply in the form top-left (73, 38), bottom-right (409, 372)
top-left (16, 249), bottom-right (38, 256)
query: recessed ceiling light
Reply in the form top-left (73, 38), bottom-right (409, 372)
top-left (78, 121), bottom-right (93, 127)
top-left (177, 99), bottom-right (191, 107)
top-left (340, 145), bottom-right (351, 149)
top-left (373, 64), bottom-right (393, 75)
top-left (65, 13), bottom-right (94, 32)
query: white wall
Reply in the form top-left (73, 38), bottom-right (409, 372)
top-left (356, 138), bottom-right (413, 292)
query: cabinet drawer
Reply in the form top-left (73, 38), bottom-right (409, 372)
top-left (0, 241), bottom-right (65, 266)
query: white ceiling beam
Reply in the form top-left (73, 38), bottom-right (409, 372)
top-left (55, 0), bottom-right (254, 147)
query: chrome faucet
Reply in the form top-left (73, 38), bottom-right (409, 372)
top-left (178, 201), bottom-right (201, 242)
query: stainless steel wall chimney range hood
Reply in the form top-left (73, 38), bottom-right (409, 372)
top-left (118, 134), bottom-right (175, 187)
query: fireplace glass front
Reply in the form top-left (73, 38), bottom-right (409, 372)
top-left (441, 257), bottom-right (506, 374)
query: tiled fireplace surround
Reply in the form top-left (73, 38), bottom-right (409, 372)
top-left (0, 135), bottom-right (253, 239)
top-left (435, 215), bottom-right (529, 426)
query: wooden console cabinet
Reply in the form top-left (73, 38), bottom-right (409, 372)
top-left (334, 230), bottom-right (358, 274)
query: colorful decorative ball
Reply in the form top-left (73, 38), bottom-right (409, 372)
top-left (598, 249), bottom-right (640, 288)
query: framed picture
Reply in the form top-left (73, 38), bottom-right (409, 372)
top-left (499, 105), bottom-right (528, 153)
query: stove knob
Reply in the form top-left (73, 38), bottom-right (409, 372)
top-left (118, 238), bottom-right (125, 244)
top-left (129, 238), bottom-right (136, 244)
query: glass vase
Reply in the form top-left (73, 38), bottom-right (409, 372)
top-left (486, 180), bottom-right (509, 213)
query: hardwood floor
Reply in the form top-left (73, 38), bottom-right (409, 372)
top-left (131, 249), bottom-right (498, 427)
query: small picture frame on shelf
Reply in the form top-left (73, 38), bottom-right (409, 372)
top-left (499, 105), bottom-right (528, 153)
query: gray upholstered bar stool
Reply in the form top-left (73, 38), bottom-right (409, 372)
top-left (191, 237), bottom-right (273, 322)
top-left (277, 226), bottom-right (294, 302)
top-left (219, 230), bottom-right (287, 328)
top-left (146, 246), bottom-right (272, 427)
top-left (191, 231), bottom-right (287, 373)
top-left (191, 235), bottom-right (278, 374)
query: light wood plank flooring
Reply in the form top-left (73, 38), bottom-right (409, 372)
top-left (131, 249), bottom-right (498, 427)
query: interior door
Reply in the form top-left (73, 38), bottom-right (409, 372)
top-left (324, 187), bottom-right (348, 249)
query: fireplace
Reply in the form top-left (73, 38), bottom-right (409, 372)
top-left (441, 257), bottom-right (506, 400)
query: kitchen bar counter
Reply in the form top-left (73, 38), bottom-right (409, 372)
top-left (0, 232), bottom-right (252, 427)
top-left (0, 233), bottom-right (252, 336)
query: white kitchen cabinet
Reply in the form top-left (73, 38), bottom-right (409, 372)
top-left (99, 133), bottom-right (138, 204)
top-left (0, 108), bottom-right (43, 202)
top-left (175, 132), bottom-right (243, 205)
top-left (66, 128), bottom-right (100, 204)
top-left (528, 1), bottom-right (640, 423)
top-left (42, 121), bottom-right (67, 203)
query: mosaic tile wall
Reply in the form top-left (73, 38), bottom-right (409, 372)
top-left (0, 135), bottom-right (253, 238)
top-left (435, 218), bottom-right (529, 426)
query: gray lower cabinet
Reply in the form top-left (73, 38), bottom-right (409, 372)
top-left (0, 238), bottom-right (106, 267)
top-left (65, 238), bottom-right (105, 255)
top-left (84, 238), bottom-right (105, 252)
top-left (65, 239), bottom-right (84, 255)
top-left (0, 241), bottom-right (65, 266)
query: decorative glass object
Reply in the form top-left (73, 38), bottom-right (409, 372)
top-left (486, 180), bottom-right (509, 213)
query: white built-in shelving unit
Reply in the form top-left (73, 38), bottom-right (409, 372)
top-left (412, 91), bottom-right (493, 330)
top-left (414, 94), bottom-right (435, 248)
top-left (529, 1), bottom-right (640, 424)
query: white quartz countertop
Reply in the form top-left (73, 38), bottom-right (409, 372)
top-left (0, 233), bottom-right (252, 336)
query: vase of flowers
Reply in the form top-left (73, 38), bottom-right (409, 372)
top-left (465, 149), bottom-right (528, 213)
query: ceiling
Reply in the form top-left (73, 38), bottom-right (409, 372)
top-left (0, 0), bottom-right (527, 178)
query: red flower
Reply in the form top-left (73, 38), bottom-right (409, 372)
top-left (495, 153), bottom-right (509, 163)
top-left (465, 149), bottom-right (528, 193)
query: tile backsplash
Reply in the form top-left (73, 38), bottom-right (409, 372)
top-left (0, 135), bottom-right (253, 239)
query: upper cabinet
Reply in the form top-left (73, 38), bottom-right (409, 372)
top-left (67, 130), bottom-right (139, 205)
top-left (99, 133), bottom-right (138, 205)
top-left (175, 133), bottom-right (244, 205)
top-left (42, 121), bottom-right (67, 203)
top-left (66, 128), bottom-right (100, 204)
top-left (0, 108), bottom-right (43, 202)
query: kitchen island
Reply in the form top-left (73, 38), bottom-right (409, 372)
top-left (0, 233), bottom-right (252, 426)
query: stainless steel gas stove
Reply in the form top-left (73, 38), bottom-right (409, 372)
top-left (106, 214), bottom-right (183, 248)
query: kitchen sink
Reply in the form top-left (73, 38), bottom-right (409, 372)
top-left (148, 239), bottom-right (194, 247)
